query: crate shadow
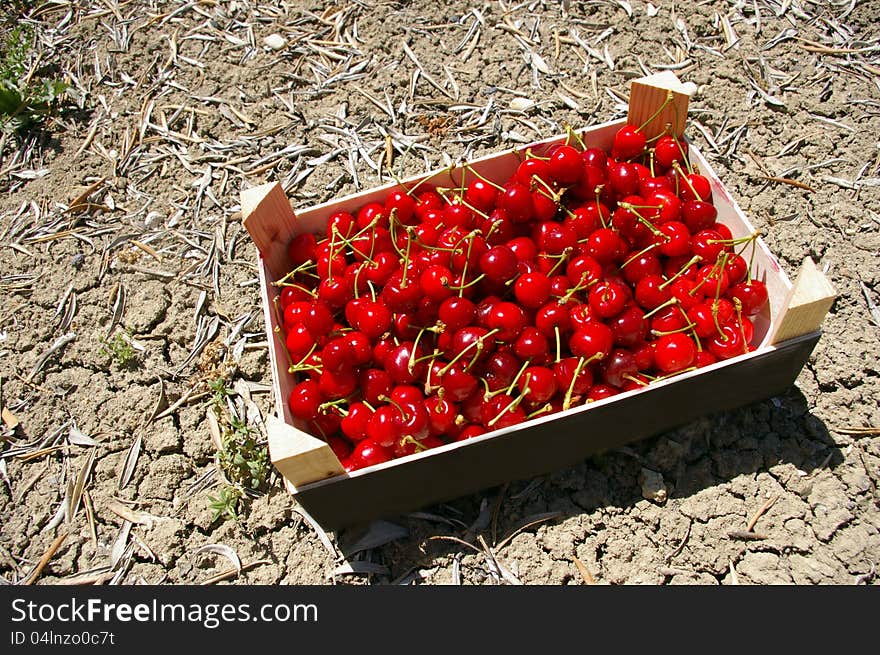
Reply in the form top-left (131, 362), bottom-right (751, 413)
top-left (336, 384), bottom-right (843, 581)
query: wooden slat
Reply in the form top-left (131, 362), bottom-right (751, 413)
top-left (770, 258), bottom-right (837, 344)
top-left (627, 71), bottom-right (692, 141)
top-left (241, 182), bottom-right (297, 279)
top-left (293, 335), bottom-right (820, 529)
top-left (267, 415), bottom-right (344, 489)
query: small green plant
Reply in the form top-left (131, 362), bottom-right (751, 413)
top-left (219, 417), bottom-right (271, 493)
top-left (99, 330), bottom-right (137, 368)
top-left (208, 376), bottom-right (233, 406)
top-left (208, 413), bottom-right (271, 523)
top-left (208, 485), bottom-right (243, 523)
top-left (0, 24), bottom-right (68, 134)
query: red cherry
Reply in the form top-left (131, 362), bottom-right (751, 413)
top-left (654, 136), bottom-right (685, 169)
top-left (319, 367), bottom-right (357, 400)
top-left (285, 322), bottom-right (314, 361)
top-left (569, 322), bottom-right (613, 360)
top-left (514, 272), bottom-right (552, 309)
top-left (588, 279), bottom-right (630, 319)
top-left (653, 333), bottom-right (697, 373)
top-left (680, 173), bottom-right (712, 202)
top-left (514, 327), bottom-right (550, 361)
top-left (465, 178), bottom-right (499, 213)
top-left (726, 280), bottom-right (768, 315)
top-left (519, 366), bottom-right (558, 403)
top-left (385, 188), bottom-right (417, 225)
top-left (349, 438), bottom-right (393, 469)
top-left (360, 368), bottom-right (393, 405)
top-left (341, 402), bottom-right (373, 441)
top-left (602, 348), bottom-right (638, 388)
top-left (553, 357), bottom-right (593, 395)
top-left (587, 384), bottom-right (619, 401)
top-left (535, 301), bottom-right (572, 337)
top-left (549, 145), bottom-right (584, 185)
top-left (609, 306), bottom-right (648, 346)
top-left (708, 323), bottom-right (748, 360)
top-left (499, 183), bottom-right (534, 223)
top-left (681, 200), bottom-right (718, 233)
top-left (608, 161), bottom-right (641, 196)
top-left (455, 424), bottom-right (487, 441)
top-left (516, 158), bottom-right (553, 187)
top-left (635, 274), bottom-right (672, 310)
top-left (612, 124), bottom-right (647, 160)
top-left (288, 233), bottom-right (317, 266)
top-left (479, 245), bottom-right (519, 283)
top-left (289, 380), bottom-right (324, 421)
top-left (356, 202), bottom-right (385, 230)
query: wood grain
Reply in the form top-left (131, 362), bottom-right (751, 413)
top-left (770, 257), bottom-right (837, 344)
top-left (241, 182), bottom-right (297, 279)
top-left (627, 71), bottom-right (692, 140)
top-left (267, 414), bottom-right (344, 489)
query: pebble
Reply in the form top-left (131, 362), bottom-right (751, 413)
top-left (639, 468), bottom-right (668, 504)
top-left (263, 33), bottom-right (287, 50)
top-left (144, 211), bottom-right (162, 229)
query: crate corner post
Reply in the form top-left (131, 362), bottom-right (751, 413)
top-left (241, 181), bottom-right (297, 279)
top-left (627, 70), bottom-right (693, 141)
top-left (266, 414), bottom-right (345, 490)
top-left (769, 257), bottom-right (837, 344)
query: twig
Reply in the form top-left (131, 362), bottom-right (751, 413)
top-left (22, 532), bottom-right (68, 585)
top-left (727, 530), bottom-right (768, 541)
top-left (201, 559), bottom-right (272, 585)
top-left (573, 556), bottom-right (595, 584)
top-left (665, 517), bottom-right (692, 562)
top-left (746, 495), bottom-right (778, 532)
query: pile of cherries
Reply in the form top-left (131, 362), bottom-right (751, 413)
top-left (275, 124), bottom-right (769, 471)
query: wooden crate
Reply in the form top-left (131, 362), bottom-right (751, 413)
top-left (242, 74), bottom-right (835, 530)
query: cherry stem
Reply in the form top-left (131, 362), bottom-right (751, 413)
top-left (486, 389), bottom-right (528, 428)
top-left (641, 296), bottom-right (680, 320)
top-left (562, 356), bottom-right (587, 411)
top-left (438, 328), bottom-right (499, 377)
top-left (462, 162), bottom-right (505, 191)
top-left (546, 247), bottom-right (574, 276)
top-left (672, 161), bottom-right (701, 196)
top-left (565, 124), bottom-right (587, 150)
top-left (688, 252), bottom-right (728, 297)
top-left (558, 273), bottom-right (598, 304)
top-left (447, 273), bottom-right (486, 292)
top-left (378, 395), bottom-right (411, 421)
top-left (399, 435), bottom-right (428, 453)
top-left (526, 403), bottom-right (554, 419)
top-left (637, 89), bottom-right (674, 134)
top-left (617, 241), bottom-right (662, 272)
top-left (273, 260), bottom-right (318, 286)
top-left (555, 326), bottom-right (562, 363)
top-left (276, 282), bottom-right (318, 298)
top-left (658, 255), bottom-right (702, 290)
top-left (623, 374), bottom-right (649, 387)
top-left (651, 323), bottom-right (696, 337)
top-left (409, 327), bottom-right (429, 374)
top-left (504, 358), bottom-right (532, 397)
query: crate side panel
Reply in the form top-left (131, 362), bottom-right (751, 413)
top-left (688, 147), bottom-right (792, 347)
top-left (294, 334), bottom-right (819, 529)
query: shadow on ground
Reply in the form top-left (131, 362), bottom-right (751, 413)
top-left (335, 384), bottom-right (843, 581)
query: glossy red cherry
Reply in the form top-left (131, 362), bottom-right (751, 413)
top-left (653, 333), bottom-right (697, 373)
top-left (569, 322), bottom-right (613, 360)
top-left (612, 124), bottom-right (647, 160)
top-left (514, 272), bottom-right (552, 309)
top-left (549, 145), bottom-right (584, 185)
top-left (289, 380), bottom-right (324, 421)
top-left (726, 280), bottom-right (769, 315)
